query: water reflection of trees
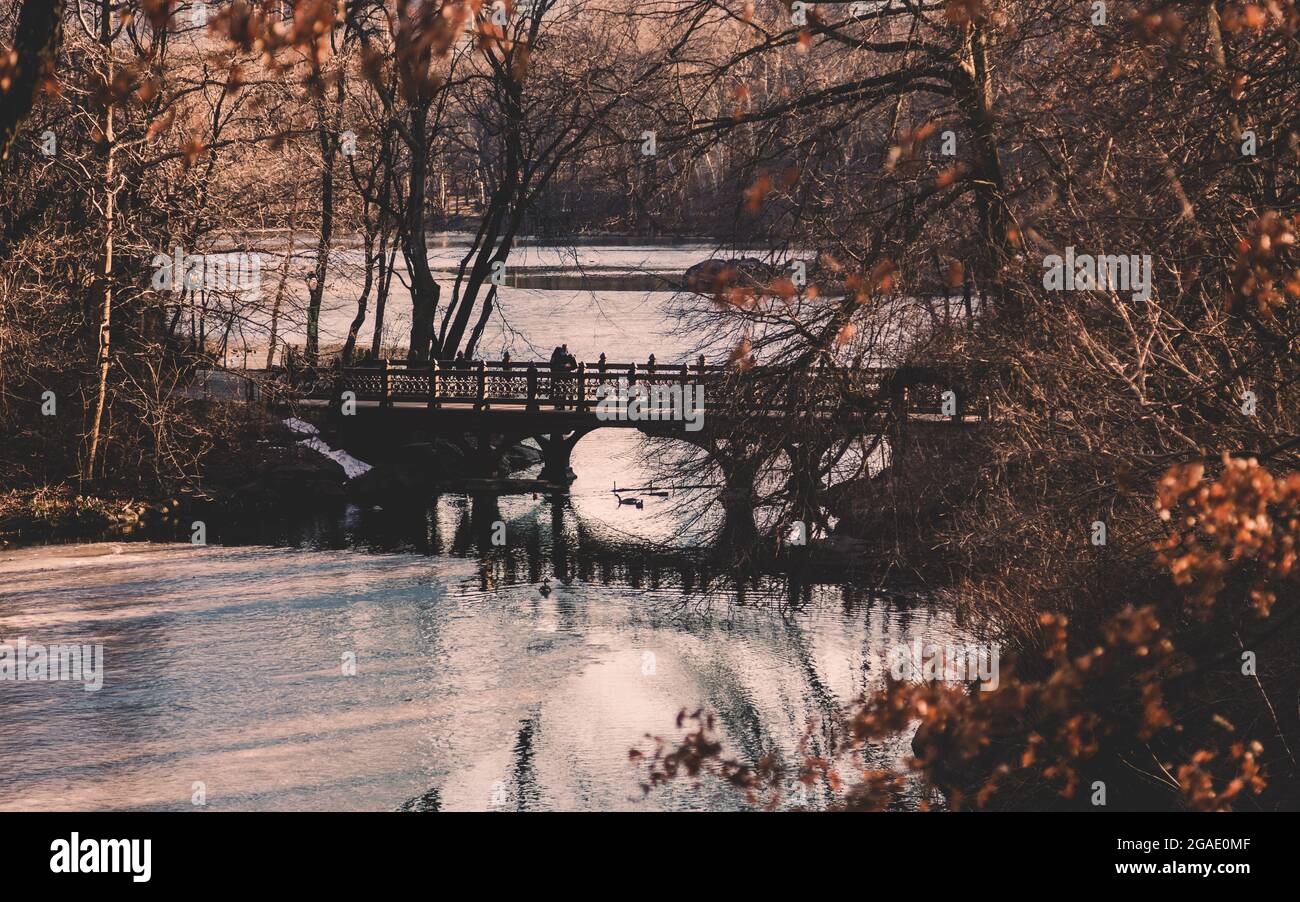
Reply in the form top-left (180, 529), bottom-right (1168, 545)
top-left (254, 494), bottom-right (913, 607)
top-left (242, 495), bottom-right (955, 810)
top-left (459, 494), bottom-right (911, 605)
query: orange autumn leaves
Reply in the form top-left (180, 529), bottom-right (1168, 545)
top-left (1220, 1), bottom-right (1300, 34)
top-left (1127, 0), bottom-right (1299, 48)
top-left (723, 110), bottom-right (962, 371)
top-left (165, 1), bottom-right (511, 166)
top-left (638, 594), bottom-right (1184, 810)
top-left (208, 0), bottom-right (338, 70)
top-left (207, 0), bottom-right (491, 66)
top-left (726, 337), bottom-right (756, 371)
top-left (0, 46), bottom-right (19, 95)
top-left (0, 41), bottom-right (57, 105)
top-left (884, 119), bottom-right (967, 188)
top-left (638, 458), bottom-right (1296, 810)
top-left (1177, 743), bottom-right (1267, 812)
top-left (944, 0), bottom-right (992, 27)
top-left (858, 576), bottom-right (1265, 811)
top-left (1156, 454), bottom-right (1300, 617)
top-left (705, 252), bottom-right (899, 366)
top-left (741, 165), bottom-right (798, 213)
top-left (1228, 212), bottom-right (1300, 320)
top-left (845, 258), bottom-right (899, 302)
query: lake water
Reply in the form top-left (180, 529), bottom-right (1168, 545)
top-left (218, 233), bottom-right (760, 366)
top-left (0, 536), bottom-right (966, 811)
top-left (0, 238), bottom-right (972, 811)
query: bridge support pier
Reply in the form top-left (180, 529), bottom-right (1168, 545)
top-left (535, 429), bottom-right (590, 487)
top-left (447, 430), bottom-right (528, 479)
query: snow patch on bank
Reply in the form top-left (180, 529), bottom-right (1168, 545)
top-left (297, 437), bottom-right (373, 480)
top-left (283, 417), bottom-right (320, 436)
top-left (283, 418), bottom-right (372, 480)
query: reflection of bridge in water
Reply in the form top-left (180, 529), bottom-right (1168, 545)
top-left (377, 495), bottom-right (943, 812)
top-left (222, 491), bottom-right (920, 607)
top-left (199, 488), bottom-right (945, 812)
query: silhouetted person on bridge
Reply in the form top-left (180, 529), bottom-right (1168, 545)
top-left (549, 346), bottom-right (565, 408)
top-left (549, 344), bottom-right (578, 409)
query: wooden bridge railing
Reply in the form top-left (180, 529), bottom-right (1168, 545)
top-left (306, 358), bottom-right (985, 420)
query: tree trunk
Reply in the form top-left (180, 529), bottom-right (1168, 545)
top-left (84, 0), bottom-right (114, 481)
top-left (341, 225), bottom-right (377, 365)
top-left (0, 0), bottom-right (65, 161)
top-left (403, 104), bottom-right (441, 361)
top-left (305, 90), bottom-right (339, 362)
top-left (265, 191), bottom-right (300, 368)
top-left (957, 23), bottom-right (1015, 316)
top-left (370, 224), bottom-right (395, 359)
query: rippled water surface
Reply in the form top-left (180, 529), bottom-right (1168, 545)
top-left (0, 529), bottom-right (967, 811)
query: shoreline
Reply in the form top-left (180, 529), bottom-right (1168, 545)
top-left (0, 485), bottom-right (925, 597)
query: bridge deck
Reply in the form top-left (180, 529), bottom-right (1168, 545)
top-left (296, 397), bottom-right (981, 429)
top-left (291, 359), bottom-right (985, 425)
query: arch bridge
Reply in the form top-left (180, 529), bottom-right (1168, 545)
top-left (294, 356), bottom-right (985, 498)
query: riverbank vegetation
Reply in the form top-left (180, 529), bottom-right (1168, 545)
top-left (2, 1), bottom-right (1299, 809)
top-left (630, 2), bottom-right (1300, 810)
